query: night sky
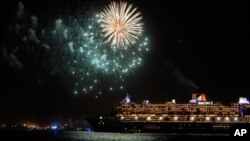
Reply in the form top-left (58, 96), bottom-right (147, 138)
top-left (0, 0), bottom-right (249, 123)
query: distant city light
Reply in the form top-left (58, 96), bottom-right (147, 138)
top-left (217, 117), bottom-right (221, 121)
top-left (121, 116), bottom-right (124, 120)
top-left (85, 128), bottom-right (92, 132)
top-left (98, 121), bottom-right (105, 125)
top-left (206, 117), bottom-right (210, 121)
top-left (159, 117), bottom-right (163, 120)
top-left (51, 125), bottom-right (58, 130)
top-left (225, 117), bottom-right (229, 121)
top-left (134, 116), bottom-right (138, 120)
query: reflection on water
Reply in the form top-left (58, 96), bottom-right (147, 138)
top-left (0, 130), bottom-right (230, 141)
top-left (59, 131), bottom-right (229, 141)
top-left (62, 131), bottom-right (168, 141)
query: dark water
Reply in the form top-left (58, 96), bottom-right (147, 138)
top-left (0, 130), bottom-right (231, 141)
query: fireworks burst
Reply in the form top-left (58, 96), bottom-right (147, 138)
top-left (100, 1), bottom-right (143, 48)
top-left (69, 12), bottom-right (148, 95)
top-left (42, 2), bottom-right (149, 95)
top-left (1, 1), bottom-right (149, 97)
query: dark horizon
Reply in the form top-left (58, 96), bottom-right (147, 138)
top-left (0, 0), bottom-right (249, 123)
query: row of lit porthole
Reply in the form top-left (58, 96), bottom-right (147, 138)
top-left (120, 116), bottom-right (239, 121)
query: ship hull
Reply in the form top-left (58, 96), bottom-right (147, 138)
top-left (86, 118), bottom-right (250, 134)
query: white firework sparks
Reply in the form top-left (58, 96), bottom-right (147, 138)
top-left (100, 1), bottom-right (143, 48)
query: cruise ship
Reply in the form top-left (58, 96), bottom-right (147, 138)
top-left (87, 93), bottom-right (250, 133)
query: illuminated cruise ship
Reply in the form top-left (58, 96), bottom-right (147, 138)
top-left (89, 93), bottom-right (250, 133)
